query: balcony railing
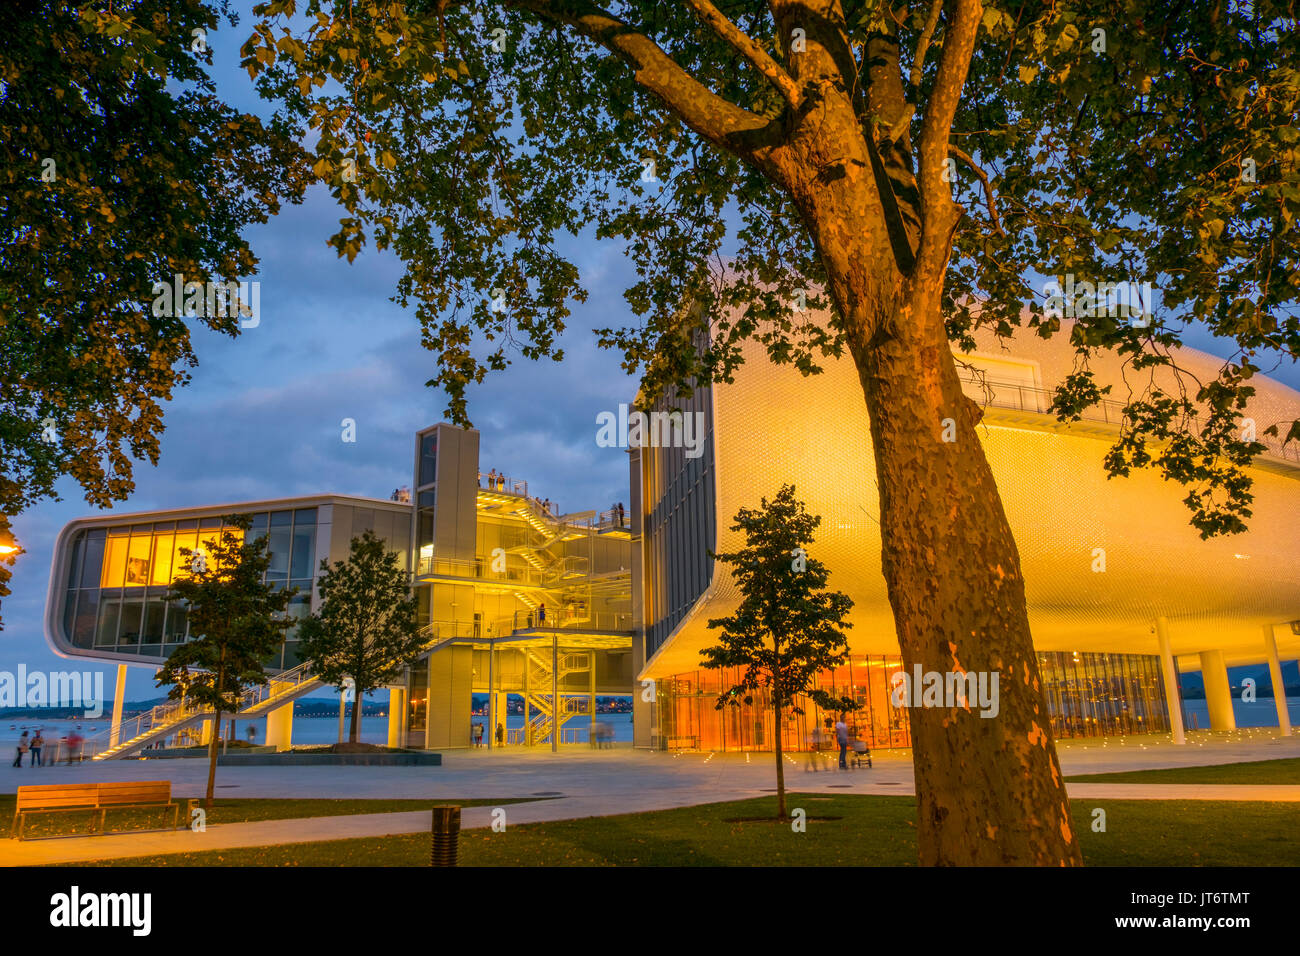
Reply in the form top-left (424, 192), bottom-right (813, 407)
top-left (478, 472), bottom-right (528, 498)
top-left (958, 373), bottom-right (1300, 464)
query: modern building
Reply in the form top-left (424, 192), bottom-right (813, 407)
top-left (41, 318), bottom-right (1300, 758)
top-left (43, 423), bottom-right (634, 757)
top-left (630, 318), bottom-right (1300, 752)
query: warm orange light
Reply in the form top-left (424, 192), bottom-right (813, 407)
top-left (0, 544), bottom-right (17, 555)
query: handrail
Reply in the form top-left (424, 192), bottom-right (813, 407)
top-left (958, 372), bottom-right (1300, 464)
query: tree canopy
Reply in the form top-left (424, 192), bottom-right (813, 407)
top-left (0, 0), bottom-right (307, 552)
top-left (244, 0), bottom-right (1299, 538)
top-left (297, 529), bottom-right (424, 743)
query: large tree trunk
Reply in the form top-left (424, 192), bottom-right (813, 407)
top-left (851, 275), bottom-right (1081, 865)
top-left (349, 684), bottom-right (362, 743)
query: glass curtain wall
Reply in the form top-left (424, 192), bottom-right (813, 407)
top-left (63, 508), bottom-right (318, 670)
top-left (657, 651), bottom-right (1171, 751)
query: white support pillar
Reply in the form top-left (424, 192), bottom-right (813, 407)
top-left (109, 664), bottom-right (127, 748)
top-left (551, 635), bottom-right (559, 753)
top-left (1264, 624), bottom-right (1292, 737)
top-left (266, 699), bottom-right (294, 752)
top-left (387, 687), bottom-right (406, 748)
top-left (487, 642), bottom-right (496, 750)
top-left (1156, 616), bottom-right (1186, 745)
top-left (338, 687), bottom-right (347, 743)
top-left (1199, 648), bottom-right (1237, 731)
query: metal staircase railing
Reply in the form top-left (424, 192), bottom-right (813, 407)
top-left (520, 649), bottom-right (592, 745)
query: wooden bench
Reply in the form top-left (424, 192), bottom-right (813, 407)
top-left (10, 781), bottom-right (181, 840)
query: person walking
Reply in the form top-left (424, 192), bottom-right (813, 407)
top-left (835, 715), bottom-right (849, 770)
top-left (65, 730), bottom-right (83, 764)
top-left (538, 603), bottom-right (546, 626)
top-left (496, 722), bottom-right (505, 746)
top-left (29, 730), bottom-right (44, 767)
top-left (805, 724), bottom-right (822, 772)
top-left (13, 731), bottom-right (28, 767)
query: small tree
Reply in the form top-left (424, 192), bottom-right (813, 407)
top-left (297, 530), bottom-right (423, 744)
top-left (703, 484), bottom-right (855, 820)
top-left (157, 514), bottom-right (294, 808)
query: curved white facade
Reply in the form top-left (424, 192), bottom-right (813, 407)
top-left (638, 319), bottom-right (1300, 680)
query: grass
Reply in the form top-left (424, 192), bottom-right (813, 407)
top-left (66, 793), bottom-right (1300, 867)
top-left (1, 795), bottom-right (542, 840)
top-left (1065, 756), bottom-right (1300, 785)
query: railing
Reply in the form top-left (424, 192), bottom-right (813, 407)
top-left (958, 373), bottom-right (1300, 464)
top-left (478, 472), bottom-right (528, 498)
top-left (491, 608), bottom-right (632, 636)
top-left (238, 659), bottom-right (316, 713)
top-left (414, 554), bottom-right (549, 587)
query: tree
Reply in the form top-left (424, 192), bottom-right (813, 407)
top-left (0, 1), bottom-right (307, 622)
top-left (297, 530), bottom-right (424, 743)
top-left (703, 484), bottom-right (855, 820)
top-left (243, 2), bottom-right (1300, 864)
top-left (157, 514), bottom-right (294, 807)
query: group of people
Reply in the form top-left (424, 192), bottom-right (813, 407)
top-left (11, 729), bottom-right (83, 767)
top-left (484, 468), bottom-right (507, 491)
top-left (611, 502), bottom-right (626, 527)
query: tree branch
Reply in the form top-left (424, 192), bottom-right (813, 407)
top-left (948, 144), bottom-right (1005, 236)
top-left (505, 0), bottom-right (778, 154)
top-left (916, 0), bottom-right (983, 271)
top-left (684, 0), bottom-right (802, 110)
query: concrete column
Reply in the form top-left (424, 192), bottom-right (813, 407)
top-left (487, 643), bottom-right (495, 750)
top-left (109, 664), bottom-right (127, 748)
top-left (1156, 616), bottom-right (1186, 745)
top-left (387, 688), bottom-right (406, 748)
top-left (1199, 648), bottom-right (1237, 730)
top-left (266, 700), bottom-right (294, 752)
top-left (198, 719), bottom-right (213, 746)
top-left (551, 635), bottom-right (559, 753)
top-left (1264, 624), bottom-right (1292, 737)
top-left (337, 687), bottom-right (346, 743)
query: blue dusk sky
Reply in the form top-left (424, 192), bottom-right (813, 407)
top-left (2, 3), bottom-right (1298, 701)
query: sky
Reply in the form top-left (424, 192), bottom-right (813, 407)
top-left (3, 3), bottom-right (1298, 702)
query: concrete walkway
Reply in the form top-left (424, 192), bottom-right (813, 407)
top-left (3, 729), bottom-right (1297, 865)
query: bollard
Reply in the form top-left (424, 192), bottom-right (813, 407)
top-left (430, 805), bottom-right (462, 866)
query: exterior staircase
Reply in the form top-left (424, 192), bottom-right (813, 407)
top-left (521, 648), bottom-right (592, 746)
top-left (89, 624), bottom-right (448, 760)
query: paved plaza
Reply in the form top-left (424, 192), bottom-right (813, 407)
top-left (3, 729), bottom-right (1298, 865)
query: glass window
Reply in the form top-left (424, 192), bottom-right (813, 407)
top-left (172, 531), bottom-right (198, 578)
top-left (165, 601), bottom-right (189, 643)
top-left (248, 512), bottom-right (269, 542)
top-left (101, 532), bottom-right (129, 588)
top-left (149, 533), bottom-right (174, 586)
top-left (79, 529), bottom-right (106, 588)
top-left (294, 507), bottom-right (317, 524)
top-left (176, 518), bottom-right (198, 530)
top-left (72, 590), bottom-right (99, 648)
top-left (125, 533), bottom-right (152, 587)
top-left (270, 510), bottom-right (293, 527)
top-left (290, 521), bottom-right (316, 579)
top-left (267, 525), bottom-right (291, 581)
top-left (199, 516), bottom-right (221, 530)
top-left (142, 597), bottom-right (166, 644)
top-left (95, 597), bottom-right (120, 647)
top-left (66, 533), bottom-right (85, 591)
top-left (118, 597), bottom-right (144, 647)
top-left (419, 434), bottom-right (437, 487)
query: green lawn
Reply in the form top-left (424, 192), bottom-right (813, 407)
top-left (1065, 757), bottom-right (1300, 785)
top-left (69, 794), bottom-right (1300, 867)
top-left (1, 795), bottom-right (542, 840)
